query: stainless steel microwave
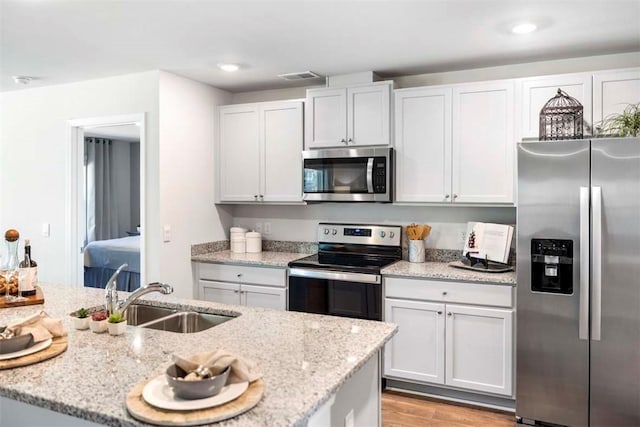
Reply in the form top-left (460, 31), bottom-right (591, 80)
top-left (302, 147), bottom-right (393, 202)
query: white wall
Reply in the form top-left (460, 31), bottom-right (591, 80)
top-left (0, 71), bottom-right (160, 285)
top-left (231, 52), bottom-right (640, 103)
top-left (232, 205), bottom-right (516, 250)
top-left (158, 71), bottom-right (232, 298)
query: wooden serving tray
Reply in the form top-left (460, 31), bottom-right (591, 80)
top-left (126, 378), bottom-right (265, 426)
top-left (0, 336), bottom-right (68, 370)
top-left (0, 286), bottom-right (45, 308)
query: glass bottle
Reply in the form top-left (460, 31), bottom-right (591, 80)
top-left (3, 229), bottom-right (20, 297)
top-left (19, 238), bottom-right (37, 296)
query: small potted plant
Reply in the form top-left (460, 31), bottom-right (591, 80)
top-left (89, 311), bottom-right (108, 333)
top-left (596, 103), bottom-right (640, 137)
top-left (107, 312), bottom-right (127, 336)
top-left (72, 308), bottom-right (90, 330)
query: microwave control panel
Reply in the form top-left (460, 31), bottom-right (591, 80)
top-left (373, 157), bottom-right (387, 193)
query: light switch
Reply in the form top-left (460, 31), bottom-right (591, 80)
top-left (264, 222), bottom-right (271, 235)
top-left (41, 223), bottom-right (50, 238)
top-left (163, 225), bottom-right (171, 242)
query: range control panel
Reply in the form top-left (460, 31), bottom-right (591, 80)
top-left (317, 223), bottom-right (402, 247)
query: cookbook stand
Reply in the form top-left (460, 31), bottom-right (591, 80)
top-left (448, 254), bottom-right (514, 273)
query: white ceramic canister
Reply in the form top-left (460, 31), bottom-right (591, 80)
top-left (245, 232), bottom-right (262, 253)
top-left (408, 240), bottom-right (426, 263)
top-left (230, 227), bottom-right (247, 240)
top-left (231, 238), bottom-right (246, 253)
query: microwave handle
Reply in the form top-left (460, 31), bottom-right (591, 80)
top-left (366, 158), bottom-right (374, 193)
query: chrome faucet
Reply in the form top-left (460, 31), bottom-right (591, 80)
top-left (104, 263), bottom-right (173, 315)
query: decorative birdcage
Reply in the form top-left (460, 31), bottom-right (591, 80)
top-left (539, 88), bottom-right (584, 140)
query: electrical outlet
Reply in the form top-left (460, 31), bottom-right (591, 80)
top-left (263, 222), bottom-right (271, 235)
top-left (255, 222), bottom-right (262, 233)
top-left (163, 225), bottom-right (172, 242)
top-left (459, 230), bottom-right (467, 247)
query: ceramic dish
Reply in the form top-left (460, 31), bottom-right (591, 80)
top-left (0, 338), bottom-right (52, 361)
top-left (0, 331), bottom-right (34, 355)
top-left (142, 375), bottom-right (248, 411)
top-left (166, 364), bottom-right (230, 399)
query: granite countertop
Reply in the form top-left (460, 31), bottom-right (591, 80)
top-left (381, 261), bottom-right (517, 285)
top-left (191, 250), bottom-right (309, 268)
top-left (0, 284), bottom-right (397, 426)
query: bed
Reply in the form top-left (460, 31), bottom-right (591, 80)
top-left (83, 236), bottom-right (141, 291)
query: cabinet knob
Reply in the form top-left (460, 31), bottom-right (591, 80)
top-left (254, 195), bottom-right (258, 200)
top-left (442, 291), bottom-right (447, 296)
top-left (259, 195), bottom-right (264, 200)
top-left (437, 311), bottom-right (443, 315)
top-left (341, 138), bottom-right (347, 144)
top-left (453, 194), bottom-right (458, 199)
top-left (234, 290), bottom-right (239, 294)
top-left (237, 273), bottom-right (242, 278)
top-left (447, 312), bottom-right (452, 317)
top-left (348, 138), bottom-right (353, 144)
top-left (445, 194), bottom-right (450, 199)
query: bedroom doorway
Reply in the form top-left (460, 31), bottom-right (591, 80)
top-left (67, 114), bottom-right (146, 289)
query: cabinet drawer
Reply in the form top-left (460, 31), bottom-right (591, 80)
top-left (198, 263), bottom-right (286, 287)
top-left (385, 277), bottom-right (512, 308)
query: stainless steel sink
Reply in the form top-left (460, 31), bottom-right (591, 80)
top-left (90, 303), bottom-right (235, 333)
top-left (124, 304), bottom-right (178, 326)
top-left (137, 312), bottom-right (232, 333)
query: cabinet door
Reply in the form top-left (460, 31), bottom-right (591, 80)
top-left (593, 69), bottom-right (640, 132)
top-left (241, 284), bottom-right (286, 310)
top-left (445, 304), bottom-right (513, 396)
top-left (200, 280), bottom-right (241, 305)
top-left (383, 298), bottom-right (445, 384)
top-left (520, 74), bottom-right (592, 139)
top-left (452, 82), bottom-right (514, 204)
top-left (305, 88), bottom-right (347, 148)
top-left (260, 102), bottom-right (303, 202)
top-left (347, 83), bottom-right (391, 146)
top-left (394, 87), bottom-right (452, 202)
top-left (219, 105), bottom-right (260, 201)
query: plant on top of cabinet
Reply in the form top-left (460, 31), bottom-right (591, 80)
top-left (596, 103), bottom-right (640, 137)
top-left (305, 81), bottom-right (392, 149)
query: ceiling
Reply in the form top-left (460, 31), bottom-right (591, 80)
top-left (1, 1), bottom-right (639, 93)
top-left (85, 124), bottom-right (140, 142)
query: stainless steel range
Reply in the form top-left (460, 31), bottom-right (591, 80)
top-left (288, 223), bottom-right (402, 321)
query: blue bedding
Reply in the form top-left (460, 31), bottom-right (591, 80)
top-left (83, 236), bottom-right (140, 273)
top-left (83, 236), bottom-right (141, 291)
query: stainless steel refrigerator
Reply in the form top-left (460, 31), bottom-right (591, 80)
top-left (516, 138), bottom-right (640, 427)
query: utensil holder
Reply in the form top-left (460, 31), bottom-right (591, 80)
top-left (408, 240), bottom-right (425, 263)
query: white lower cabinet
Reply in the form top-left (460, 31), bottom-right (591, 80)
top-left (383, 277), bottom-right (514, 397)
top-left (196, 263), bottom-right (287, 310)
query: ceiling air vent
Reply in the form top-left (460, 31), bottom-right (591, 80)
top-left (278, 71), bottom-right (322, 81)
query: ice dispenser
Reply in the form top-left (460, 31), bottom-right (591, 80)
top-left (531, 239), bottom-right (573, 294)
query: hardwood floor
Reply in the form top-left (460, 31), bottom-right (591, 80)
top-left (382, 390), bottom-right (515, 427)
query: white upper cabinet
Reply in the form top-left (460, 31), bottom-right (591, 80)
top-left (305, 82), bottom-right (392, 149)
top-left (452, 81), bottom-right (515, 204)
top-left (260, 102), bottom-right (303, 202)
top-left (305, 88), bottom-right (347, 148)
top-left (395, 87), bottom-right (452, 203)
top-left (218, 101), bottom-right (303, 203)
top-left (593, 69), bottom-right (640, 132)
top-left (219, 105), bottom-right (260, 202)
top-left (520, 73), bottom-right (593, 139)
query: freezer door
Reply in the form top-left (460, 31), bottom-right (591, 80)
top-left (516, 140), bottom-right (590, 426)
top-left (590, 138), bottom-right (640, 427)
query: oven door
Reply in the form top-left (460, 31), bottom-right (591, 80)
top-left (288, 268), bottom-right (382, 320)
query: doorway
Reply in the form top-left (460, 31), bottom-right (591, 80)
top-left (66, 114), bottom-right (146, 289)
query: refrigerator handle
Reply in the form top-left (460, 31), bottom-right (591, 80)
top-left (579, 187), bottom-right (589, 341)
top-left (592, 186), bottom-right (602, 341)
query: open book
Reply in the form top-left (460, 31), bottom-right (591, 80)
top-left (463, 222), bottom-right (514, 265)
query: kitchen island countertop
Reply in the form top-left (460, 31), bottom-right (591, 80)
top-left (0, 284), bottom-right (396, 426)
top-left (381, 260), bottom-right (516, 285)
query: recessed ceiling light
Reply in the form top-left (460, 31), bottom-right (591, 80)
top-left (512, 22), bottom-right (537, 34)
top-left (218, 63), bottom-right (239, 72)
top-left (12, 75), bottom-right (33, 85)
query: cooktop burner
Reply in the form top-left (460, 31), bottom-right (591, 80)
top-left (288, 223), bottom-right (403, 274)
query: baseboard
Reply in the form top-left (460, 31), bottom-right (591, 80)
top-left (384, 378), bottom-right (516, 413)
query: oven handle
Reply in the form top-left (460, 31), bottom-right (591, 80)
top-left (288, 268), bottom-right (381, 284)
top-left (366, 158), bottom-right (374, 193)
